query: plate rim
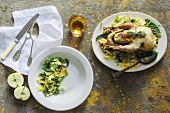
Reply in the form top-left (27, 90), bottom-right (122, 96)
top-left (92, 11), bottom-right (167, 72)
top-left (28, 46), bottom-right (93, 111)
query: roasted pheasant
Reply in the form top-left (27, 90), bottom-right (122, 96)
top-left (107, 22), bottom-right (156, 52)
top-left (96, 16), bottom-right (160, 66)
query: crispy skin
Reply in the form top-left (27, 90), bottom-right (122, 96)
top-left (108, 26), bottom-right (155, 52)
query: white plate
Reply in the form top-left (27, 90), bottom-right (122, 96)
top-left (28, 46), bottom-right (93, 111)
top-left (92, 12), bottom-right (167, 72)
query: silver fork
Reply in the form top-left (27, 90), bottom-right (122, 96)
top-left (13, 30), bottom-right (31, 61)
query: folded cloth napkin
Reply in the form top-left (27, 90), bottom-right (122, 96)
top-left (0, 6), bottom-right (63, 75)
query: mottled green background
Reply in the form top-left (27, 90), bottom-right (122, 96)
top-left (0, 0), bottom-right (170, 113)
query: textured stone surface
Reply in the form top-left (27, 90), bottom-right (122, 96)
top-left (0, 0), bottom-right (170, 113)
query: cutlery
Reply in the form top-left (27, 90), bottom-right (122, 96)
top-left (27, 23), bottom-right (39, 67)
top-left (0, 14), bottom-right (39, 60)
top-left (111, 54), bottom-right (158, 78)
top-left (12, 28), bottom-right (32, 61)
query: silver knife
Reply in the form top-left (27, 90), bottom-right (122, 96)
top-left (1, 14), bottom-right (39, 60)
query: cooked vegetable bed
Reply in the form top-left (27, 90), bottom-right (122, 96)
top-left (96, 15), bottom-right (161, 69)
top-left (36, 57), bottom-right (69, 97)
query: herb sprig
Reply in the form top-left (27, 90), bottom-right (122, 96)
top-left (96, 31), bottom-right (111, 41)
top-left (127, 31), bottom-right (146, 38)
top-left (145, 19), bottom-right (161, 38)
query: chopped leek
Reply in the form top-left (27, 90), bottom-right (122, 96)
top-left (37, 57), bottom-right (69, 97)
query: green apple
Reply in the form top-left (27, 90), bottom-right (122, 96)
top-left (7, 73), bottom-right (24, 88)
top-left (14, 86), bottom-right (30, 101)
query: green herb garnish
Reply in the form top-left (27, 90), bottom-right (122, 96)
top-left (127, 31), bottom-right (146, 38)
top-left (96, 31), bottom-right (111, 41)
top-left (127, 31), bottom-right (135, 36)
top-left (127, 31), bottom-right (136, 38)
top-left (135, 50), bottom-right (158, 59)
top-left (131, 19), bottom-right (136, 23)
top-left (145, 19), bottom-right (161, 38)
top-left (137, 31), bottom-right (146, 37)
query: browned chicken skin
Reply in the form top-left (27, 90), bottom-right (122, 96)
top-left (113, 22), bottom-right (138, 29)
top-left (114, 32), bottom-right (133, 44)
top-left (107, 22), bottom-right (155, 52)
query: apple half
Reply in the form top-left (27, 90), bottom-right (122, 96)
top-left (14, 86), bottom-right (30, 101)
top-left (7, 73), bottom-right (24, 88)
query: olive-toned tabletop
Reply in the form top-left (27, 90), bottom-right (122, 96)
top-left (0, 0), bottom-right (170, 113)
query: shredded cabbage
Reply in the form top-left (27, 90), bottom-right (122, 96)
top-left (37, 57), bottom-right (69, 97)
top-left (112, 15), bottom-right (144, 26)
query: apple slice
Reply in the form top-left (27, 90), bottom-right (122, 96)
top-left (14, 86), bottom-right (30, 101)
top-left (7, 73), bottom-right (24, 88)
